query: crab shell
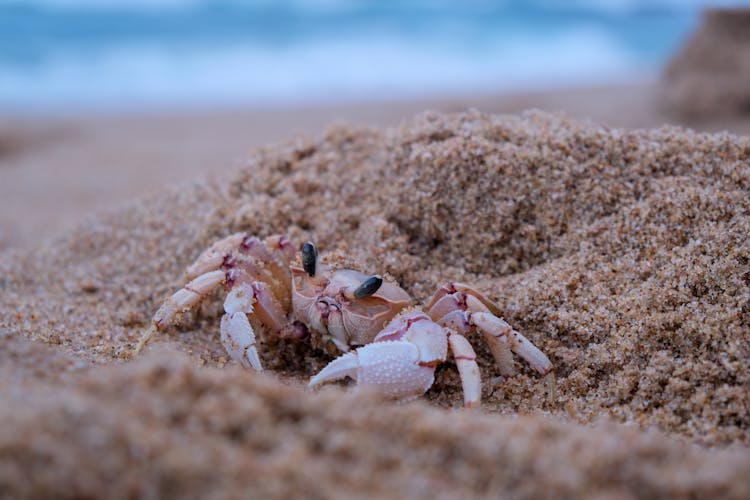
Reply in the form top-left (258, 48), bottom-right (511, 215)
top-left (290, 264), bottom-right (411, 353)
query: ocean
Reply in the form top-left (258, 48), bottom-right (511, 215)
top-left (0, 0), bottom-right (722, 111)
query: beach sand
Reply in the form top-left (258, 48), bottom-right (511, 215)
top-left (3, 82), bottom-right (750, 250)
top-left (2, 86), bottom-right (750, 497)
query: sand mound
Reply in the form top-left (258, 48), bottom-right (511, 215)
top-left (1, 110), bottom-right (749, 496)
top-left (662, 8), bottom-right (750, 118)
top-left (2, 352), bottom-right (749, 499)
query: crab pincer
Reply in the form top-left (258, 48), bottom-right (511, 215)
top-left (309, 310), bottom-right (482, 407)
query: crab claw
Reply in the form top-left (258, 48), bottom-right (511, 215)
top-left (308, 341), bottom-right (436, 400)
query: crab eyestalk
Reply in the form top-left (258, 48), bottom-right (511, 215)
top-left (301, 242), bottom-right (318, 277)
top-left (353, 275), bottom-right (383, 299)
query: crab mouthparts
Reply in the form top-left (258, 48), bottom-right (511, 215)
top-left (315, 299), bottom-right (340, 322)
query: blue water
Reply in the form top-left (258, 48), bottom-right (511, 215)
top-left (0, 0), bottom-right (709, 111)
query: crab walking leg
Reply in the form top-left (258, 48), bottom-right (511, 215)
top-left (220, 312), bottom-right (262, 370)
top-left (468, 312), bottom-right (516, 378)
top-left (470, 312), bottom-right (555, 398)
top-left (309, 341), bottom-right (436, 400)
top-left (133, 269), bottom-right (226, 355)
top-left (469, 312), bottom-right (552, 376)
top-left (220, 283), bottom-right (264, 370)
top-left (447, 332), bottom-right (481, 407)
top-left (504, 327), bottom-right (556, 398)
top-left (220, 279), bottom-right (298, 370)
top-left (242, 282), bottom-right (288, 334)
top-left (184, 233), bottom-right (246, 281)
top-left (472, 310), bottom-right (552, 368)
top-left (429, 304), bottom-right (516, 378)
top-left (425, 282), bottom-right (503, 316)
top-left (427, 288), bottom-right (555, 399)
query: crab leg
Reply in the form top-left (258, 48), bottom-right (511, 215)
top-left (134, 269), bottom-right (226, 355)
top-left (467, 312), bottom-right (516, 377)
top-left (470, 311), bottom-right (555, 398)
top-left (219, 283), bottom-right (261, 370)
top-left (504, 327), bottom-right (556, 397)
top-left (425, 282), bottom-right (503, 316)
top-left (220, 312), bottom-right (262, 371)
top-left (447, 332), bottom-right (481, 407)
top-left (220, 276), bottom-right (302, 370)
top-left (184, 233), bottom-right (246, 281)
top-left (426, 285), bottom-right (555, 399)
top-left (239, 236), bottom-right (295, 300)
top-left (228, 281), bottom-right (287, 334)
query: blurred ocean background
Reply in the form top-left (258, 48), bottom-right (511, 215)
top-left (0, 0), bottom-right (737, 111)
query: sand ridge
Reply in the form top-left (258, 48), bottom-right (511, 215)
top-left (2, 352), bottom-right (750, 499)
top-left (1, 110), bottom-right (750, 497)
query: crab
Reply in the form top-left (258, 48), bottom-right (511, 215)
top-left (133, 233), bottom-right (554, 406)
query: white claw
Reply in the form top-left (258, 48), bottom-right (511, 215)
top-left (309, 341), bottom-right (435, 400)
top-left (220, 312), bottom-right (263, 371)
top-left (308, 351), bottom-right (360, 388)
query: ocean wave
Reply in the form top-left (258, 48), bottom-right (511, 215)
top-left (3, 0), bottom-right (731, 13)
top-left (0, 0), bottom-right (702, 110)
top-left (0, 28), bottom-right (649, 110)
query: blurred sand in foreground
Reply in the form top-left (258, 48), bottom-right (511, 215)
top-left (3, 82), bottom-right (750, 250)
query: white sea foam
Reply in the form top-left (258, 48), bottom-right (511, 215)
top-left (5, 0), bottom-right (737, 13)
top-left (0, 27), bottom-right (647, 111)
top-left (0, 0), bottom-right (713, 110)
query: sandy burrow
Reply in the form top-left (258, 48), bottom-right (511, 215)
top-left (1, 110), bottom-right (749, 497)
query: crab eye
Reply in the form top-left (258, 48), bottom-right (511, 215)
top-left (301, 242), bottom-right (318, 277)
top-left (353, 275), bottom-right (383, 299)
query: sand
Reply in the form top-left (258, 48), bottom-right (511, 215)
top-left (663, 8), bottom-right (750, 119)
top-left (1, 106), bottom-right (750, 498)
top-left (4, 83), bottom-right (750, 251)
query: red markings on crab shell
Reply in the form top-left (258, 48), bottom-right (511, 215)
top-left (273, 234), bottom-right (296, 262)
top-left (240, 235), bottom-right (259, 252)
top-left (427, 293), bottom-right (469, 324)
top-left (373, 311), bottom-right (432, 343)
top-left (436, 310), bottom-right (472, 334)
top-left (455, 292), bottom-right (468, 309)
top-left (221, 253), bottom-right (237, 268)
top-left (224, 268), bottom-right (239, 289)
top-left (241, 236), bottom-right (280, 266)
top-left (452, 355), bottom-right (476, 361)
top-left (183, 285), bottom-right (203, 297)
top-left (434, 285), bottom-right (470, 309)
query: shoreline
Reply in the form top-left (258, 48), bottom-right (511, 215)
top-left (2, 81), bottom-right (749, 250)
